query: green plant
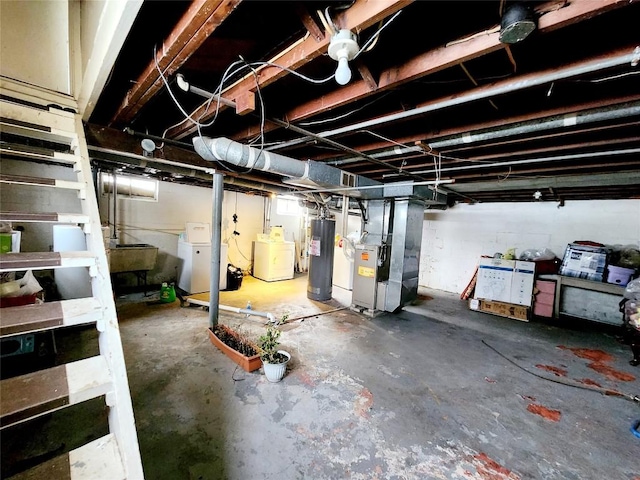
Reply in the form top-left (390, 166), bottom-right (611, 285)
top-left (257, 325), bottom-right (286, 364)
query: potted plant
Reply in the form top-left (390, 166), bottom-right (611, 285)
top-left (257, 324), bottom-right (291, 382)
top-left (208, 324), bottom-right (261, 372)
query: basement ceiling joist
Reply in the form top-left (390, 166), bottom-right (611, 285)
top-left (87, 0), bottom-right (640, 203)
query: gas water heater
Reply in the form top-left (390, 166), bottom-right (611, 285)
top-left (307, 217), bottom-right (335, 301)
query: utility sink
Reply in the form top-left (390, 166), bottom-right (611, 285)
top-left (109, 244), bottom-right (158, 273)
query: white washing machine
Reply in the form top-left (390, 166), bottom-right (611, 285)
top-left (177, 222), bottom-right (228, 294)
top-left (253, 240), bottom-right (295, 282)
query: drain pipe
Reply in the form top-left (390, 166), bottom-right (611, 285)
top-left (209, 172), bottom-right (224, 328)
top-left (329, 101), bottom-right (640, 165)
top-left (430, 102), bottom-right (640, 150)
top-left (187, 297), bottom-right (276, 323)
top-left (269, 45), bottom-right (640, 151)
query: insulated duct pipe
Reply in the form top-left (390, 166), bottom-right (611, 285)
top-left (193, 136), bottom-right (382, 197)
top-left (269, 45), bottom-right (640, 151)
top-left (430, 102), bottom-right (640, 150)
top-left (88, 146), bottom-right (289, 194)
top-left (194, 137), bottom-right (308, 177)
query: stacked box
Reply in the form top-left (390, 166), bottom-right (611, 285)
top-left (559, 243), bottom-right (607, 282)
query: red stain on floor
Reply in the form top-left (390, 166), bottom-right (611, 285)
top-left (558, 345), bottom-right (636, 383)
top-left (558, 346), bottom-right (614, 363)
top-left (577, 378), bottom-right (602, 388)
top-left (354, 387), bottom-right (374, 419)
top-left (588, 363), bottom-right (636, 382)
top-left (473, 453), bottom-right (520, 480)
top-left (296, 371), bottom-right (317, 387)
top-left (527, 404), bottom-right (562, 422)
top-left (485, 377), bottom-right (497, 383)
top-left (535, 364), bottom-right (568, 377)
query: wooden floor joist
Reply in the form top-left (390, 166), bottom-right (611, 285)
top-left (0, 355), bottom-right (112, 429)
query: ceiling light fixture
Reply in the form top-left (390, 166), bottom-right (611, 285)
top-left (141, 138), bottom-right (157, 157)
top-left (328, 29), bottom-right (359, 85)
top-left (499, 2), bottom-right (537, 44)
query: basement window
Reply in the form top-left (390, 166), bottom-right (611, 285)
top-left (276, 195), bottom-right (301, 216)
top-left (100, 173), bottom-right (158, 201)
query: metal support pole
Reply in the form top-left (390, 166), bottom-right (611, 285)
top-left (209, 172), bottom-right (224, 328)
top-left (341, 195), bottom-right (348, 236)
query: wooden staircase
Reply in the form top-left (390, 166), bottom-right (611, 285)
top-left (0, 80), bottom-right (144, 478)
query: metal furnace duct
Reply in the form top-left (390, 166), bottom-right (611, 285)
top-left (193, 136), bottom-right (382, 198)
top-left (384, 199), bottom-right (424, 312)
top-left (307, 218), bottom-right (335, 301)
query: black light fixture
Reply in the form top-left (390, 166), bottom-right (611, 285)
top-left (499, 2), bottom-right (537, 44)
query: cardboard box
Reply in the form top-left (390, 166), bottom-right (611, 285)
top-left (469, 298), bottom-right (530, 322)
top-left (475, 258), bottom-right (536, 306)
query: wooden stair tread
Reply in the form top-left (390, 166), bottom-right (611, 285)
top-left (0, 143), bottom-right (78, 164)
top-left (0, 212), bottom-right (90, 224)
top-left (8, 433), bottom-right (125, 480)
top-left (0, 99), bottom-right (78, 146)
top-left (0, 251), bottom-right (96, 272)
top-left (0, 356), bottom-right (112, 429)
top-left (0, 174), bottom-right (85, 194)
top-left (0, 298), bottom-right (102, 337)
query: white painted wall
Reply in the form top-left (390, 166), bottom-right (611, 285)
top-left (0, 0), bottom-right (71, 93)
top-left (420, 200), bottom-right (640, 294)
top-left (98, 179), bottom-right (264, 285)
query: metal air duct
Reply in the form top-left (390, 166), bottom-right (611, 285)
top-left (194, 136), bottom-right (383, 198)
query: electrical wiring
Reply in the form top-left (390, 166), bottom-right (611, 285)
top-left (353, 10), bottom-right (403, 59)
top-left (445, 26), bottom-right (500, 47)
top-left (317, 8), bottom-right (335, 37)
top-left (482, 340), bottom-right (640, 404)
top-left (299, 93), bottom-right (392, 126)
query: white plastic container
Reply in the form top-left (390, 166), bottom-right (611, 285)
top-left (606, 265), bottom-right (635, 286)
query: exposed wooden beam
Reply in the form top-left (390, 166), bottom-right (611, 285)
top-left (355, 60), bottom-right (378, 91)
top-left (232, 0), bottom-right (631, 142)
top-left (110, 0), bottom-right (242, 126)
top-left (168, 0), bottom-right (413, 139)
top-left (293, 3), bottom-right (325, 43)
top-left (309, 94), bottom-right (640, 162)
top-left (84, 123), bottom-right (284, 188)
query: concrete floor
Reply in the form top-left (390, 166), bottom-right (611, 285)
top-left (3, 274), bottom-right (639, 479)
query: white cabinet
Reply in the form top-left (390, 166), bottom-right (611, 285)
top-left (253, 241), bottom-right (295, 282)
top-left (177, 242), bottom-right (228, 294)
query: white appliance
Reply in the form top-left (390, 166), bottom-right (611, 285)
top-left (177, 222), bottom-right (228, 294)
top-left (253, 239), bottom-right (295, 282)
top-left (332, 241), bottom-right (354, 290)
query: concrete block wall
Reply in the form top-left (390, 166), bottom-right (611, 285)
top-left (420, 200), bottom-right (640, 294)
top-left (98, 180), bottom-right (264, 285)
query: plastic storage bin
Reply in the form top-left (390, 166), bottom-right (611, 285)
top-left (606, 265), bottom-right (635, 287)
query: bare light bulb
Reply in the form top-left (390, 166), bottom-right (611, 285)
top-left (335, 54), bottom-right (352, 85)
top-left (328, 30), bottom-right (358, 86)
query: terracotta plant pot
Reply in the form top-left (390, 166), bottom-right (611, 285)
top-left (262, 350), bottom-right (291, 382)
top-left (208, 326), bottom-right (262, 372)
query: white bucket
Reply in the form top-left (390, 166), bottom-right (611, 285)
top-left (606, 265), bottom-right (635, 286)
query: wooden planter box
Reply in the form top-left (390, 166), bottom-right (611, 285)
top-left (208, 325), bottom-right (262, 372)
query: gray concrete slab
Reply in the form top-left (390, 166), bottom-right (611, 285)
top-left (2, 274), bottom-right (638, 479)
top-left (116, 275), bottom-right (639, 480)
